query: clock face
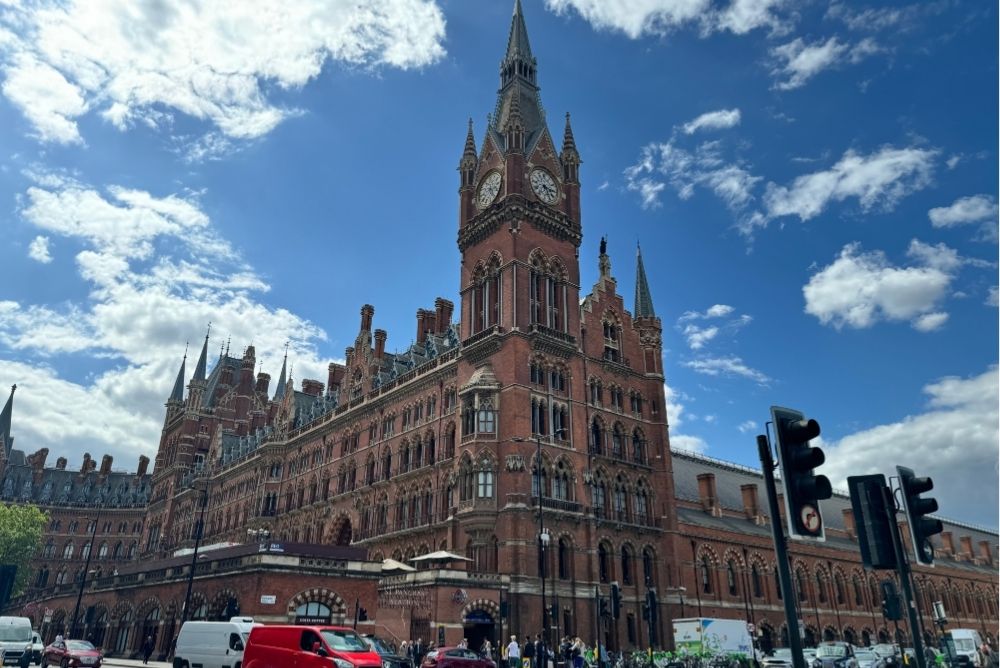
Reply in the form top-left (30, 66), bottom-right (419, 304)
top-left (478, 172), bottom-right (502, 208)
top-left (530, 169), bottom-right (558, 204)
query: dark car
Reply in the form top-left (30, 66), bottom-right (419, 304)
top-left (40, 639), bottom-right (102, 668)
top-left (363, 634), bottom-right (413, 668)
top-left (812, 642), bottom-right (857, 668)
top-left (421, 647), bottom-right (495, 668)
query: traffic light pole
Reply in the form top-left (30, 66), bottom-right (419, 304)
top-left (757, 435), bottom-right (808, 668)
top-left (881, 484), bottom-right (928, 668)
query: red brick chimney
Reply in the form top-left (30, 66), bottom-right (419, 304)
top-left (80, 453), bottom-right (92, 475)
top-left (360, 304), bottom-right (374, 332)
top-left (56, 457), bottom-right (67, 470)
top-left (136, 455), bottom-right (150, 478)
top-left (302, 379), bottom-right (324, 397)
top-left (416, 309), bottom-right (429, 344)
top-left (697, 473), bottom-right (721, 516)
top-left (99, 454), bottom-right (113, 475)
top-left (740, 484), bottom-right (762, 523)
top-left (328, 363), bottom-right (346, 394)
top-left (978, 541), bottom-right (992, 565)
top-left (941, 531), bottom-right (955, 555)
top-left (374, 329), bottom-right (387, 359)
top-left (28, 448), bottom-right (48, 471)
top-left (255, 372), bottom-right (271, 395)
top-left (435, 298), bottom-right (454, 334)
top-left (842, 508), bottom-right (856, 539)
top-left (959, 536), bottom-right (974, 559)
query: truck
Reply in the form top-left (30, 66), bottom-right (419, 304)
top-left (673, 618), bottom-right (753, 657)
top-left (945, 629), bottom-right (984, 667)
top-left (0, 617), bottom-right (33, 668)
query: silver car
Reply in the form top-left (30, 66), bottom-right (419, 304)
top-left (812, 642), bottom-right (858, 668)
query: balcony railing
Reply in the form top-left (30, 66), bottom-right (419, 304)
top-left (530, 496), bottom-right (583, 514)
top-left (587, 506), bottom-right (660, 529)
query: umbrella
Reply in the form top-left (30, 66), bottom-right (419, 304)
top-left (409, 550), bottom-right (473, 563)
top-left (382, 558), bottom-right (417, 572)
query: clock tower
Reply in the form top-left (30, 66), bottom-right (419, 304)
top-left (458, 0), bottom-right (583, 340)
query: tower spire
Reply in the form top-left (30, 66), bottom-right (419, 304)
top-left (168, 345), bottom-right (188, 404)
top-left (0, 384), bottom-right (15, 455)
top-left (192, 324), bottom-right (211, 382)
top-left (493, 0), bottom-right (544, 151)
top-left (634, 243), bottom-right (656, 318)
top-left (273, 342), bottom-right (289, 401)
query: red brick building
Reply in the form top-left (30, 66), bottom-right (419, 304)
top-left (2, 1), bottom-right (996, 660)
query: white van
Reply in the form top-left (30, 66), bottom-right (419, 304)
top-left (173, 618), bottom-right (258, 668)
top-left (947, 629), bottom-right (984, 667)
top-left (0, 617), bottom-right (33, 667)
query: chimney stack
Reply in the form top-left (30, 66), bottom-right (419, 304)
top-left (435, 298), bottom-right (454, 334)
top-left (740, 484), bottom-right (761, 522)
top-left (941, 531), bottom-right (955, 555)
top-left (99, 454), bottom-right (113, 475)
top-left (978, 541), bottom-right (992, 565)
top-left (80, 453), bottom-right (92, 474)
top-left (697, 473), bottom-right (720, 516)
top-left (56, 457), bottom-right (67, 470)
top-left (302, 379), bottom-right (324, 397)
top-left (416, 309), bottom-right (428, 344)
top-left (360, 304), bottom-right (374, 332)
top-left (374, 329), bottom-right (387, 359)
top-left (255, 372), bottom-right (271, 395)
top-left (842, 508), bottom-right (856, 539)
top-left (959, 535), bottom-right (974, 559)
top-left (137, 455), bottom-right (150, 478)
top-left (328, 363), bottom-right (346, 394)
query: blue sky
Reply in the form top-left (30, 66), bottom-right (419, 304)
top-left (0, 0), bottom-right (996, 528)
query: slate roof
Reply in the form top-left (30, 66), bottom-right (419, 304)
top-left (0, 456), bottom-right (151, 508)
top-left (671, 449), bottom-right (997, 571)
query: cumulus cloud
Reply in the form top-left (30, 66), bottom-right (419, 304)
top-left (27, 235), bottom-right (52, 263)
top-left (544, 0), bottom-right (789, 39)
top-left (0, 0), bottom-right (447, 149)
top-left (803, 240), bottom-right (962, 331)
top-left (683, 108), bottom-right (741, 134)
top-left (663, 383), bottom-right (709, 453)
top-left (737, 419), bottom-right (758, 433)
top-left (3, 173), bottom-right (332, 468)
top-left (770, 36), bottom-right (882, 90)
top-left (822, 366), bottom-right (999, 528)
top-left (758, 145), bottom-right (937, 226)
top-left (625, 138), bottom-right (761, 210)
top-left (928, 195), bottom-right (998, 242)
top-left (676, 304), bottom-right (751, 350)
top-left (683, 355), bottom-right (770, 385)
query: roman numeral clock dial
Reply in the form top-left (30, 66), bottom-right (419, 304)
top-left (478, 171), bottom-right (502, 209)
top-left (530, 168), bottom-right (558, 204)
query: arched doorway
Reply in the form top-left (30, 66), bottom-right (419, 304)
top-left (843, 628), bottom-right (857, 646)
top-left (862, 629), bottom-right (873, 647)
top-left (461, 601), bottom-right (499, 657)
top-left (823, 627), bottom-right (837, 642)
top-left (878, 629), bottom-right (889, 644)
top-left (804, 626), bottom-right (817, 647)
top-left (91, 608), bottom-right (109, 648)
top-left (139, 607), bottom-right (160, 653)
top-left (114, 610), bottom-right (134, 654)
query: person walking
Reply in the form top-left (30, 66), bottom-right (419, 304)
top-left (507, 636), bottom-right (522, 668)
top-left (524, 633), bottom-right (536, 668)
top-left (141, 635), bottom-right (155, 664)
top-left (482, 638), bottom-right (493, 660)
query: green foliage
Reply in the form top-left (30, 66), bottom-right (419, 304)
top-left (0, 503), bottom-right (48, 596)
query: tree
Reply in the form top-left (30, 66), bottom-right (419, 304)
top-left (0, 504), bottom-right (48, 596)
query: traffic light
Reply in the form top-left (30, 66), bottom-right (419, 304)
top-left (771, 406), bottom-right (832, 540)
top-left (610, 582), bottom-right (621, 619)
top-left (550, 603), bottom-right (559, 621)
top-left (897, 466), bottom-right (944, 566)
top-left (645, 589), bottom-right (658, 622)
top-left (598, 597), bottom-right (610, 619)
top-left (881, 580), bottom-right (902, 621)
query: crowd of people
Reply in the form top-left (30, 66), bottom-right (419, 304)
top-left (503, 634), bottom-right (591, 668)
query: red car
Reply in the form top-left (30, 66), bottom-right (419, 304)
top-left (40, 639), bottom-right (102, 667)
top-left (421, 647), bottom-right (496, 668)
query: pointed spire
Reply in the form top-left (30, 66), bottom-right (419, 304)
top-left (169, 346), bottom-right (188, 404)
top-left (506, 0), bottom-right (533, 62)
top-left (562, 112), bottom-right (577, 153)
top-left (192, 324), bottom-right (210, 382)
top-left (634, 243), bottom-right (656, 318)
top-left (463, 118), bottom-right (476, 158)
top-left (273, 342), bottom-right (288, 401)
top-left (0, 384), bottom-right (14, 455)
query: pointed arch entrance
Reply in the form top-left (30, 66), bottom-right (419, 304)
top-left (461, 599), bottom-right (500, 657)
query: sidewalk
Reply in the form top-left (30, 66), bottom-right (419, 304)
top-left (101, 659), bottom-right (172, 668)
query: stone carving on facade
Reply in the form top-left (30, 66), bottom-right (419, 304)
top-left (505, 454), bottom-right (525, 472)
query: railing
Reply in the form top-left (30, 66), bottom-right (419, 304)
top-left (351, 509), bottom-right (456, 542)
top-left (462, 325), bottom-right (502, 347)
top-left (529, 323), bottom-right (576, 345)
top-left (587, 506), bottom-right (661, 529)
top-left (530, 496), bottom-right (582, 514)
top-left (587, 444), bottom-right (650, 467)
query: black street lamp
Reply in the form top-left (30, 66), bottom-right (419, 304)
top-left (180, 487), bottom-right (209, 624)
top-left (69, 507), bottom-right (103, 639)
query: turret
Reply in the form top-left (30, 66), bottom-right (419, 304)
top-left (560, 112), bottom-right (582, 220)
top-left (633, 244), bottom-right (663, 377)
top-left (459, 119), bottom-right (478, 225)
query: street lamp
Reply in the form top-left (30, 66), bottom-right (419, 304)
top-left (247, 527), bottom-right (271, 551)
top-left (181, 487), bottom-right (209, 624)
top-left (70, 507), bottom-right (103, 639)
top-left (513, 426), bottom-right (566, 668)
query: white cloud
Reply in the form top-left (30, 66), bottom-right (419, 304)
top-left (682, 324), bottom-right (719, 350)
top-left (683, 355), bottom-right (770, 385)
top-left (0, 0), bottom-right (447, 148)
top-left (663, 382), bottom-right (708, 453)
top-left (544, 0), bottom-right (788, 39)
top-left (928, 195), bottom-right (998, 241)
top-left (677, 303), bottom-right (751, 350)
top-left (770, 36), bottom-right (882, 90)
top-left (669, 434), bottom-right (709, 454)
top-left (683, 108), bottom-right (741, 134)
top-left (4, 174), bottom-right (333, 468)
top-left (625, 139), bottom-right (761, 210)
top-left (737, 419), bottom-right (758, 433)
top-left (987, 287), bottom-right (999, 307)
top-left (27, 235), bottom-right (52, 263)
top-left (822, 366), bottom-right (999, 529)
top-left (803, 240), bottom-right (961, 330)
top-left (761, 145), bottom-right (937, 223)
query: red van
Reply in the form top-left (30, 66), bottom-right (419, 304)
top-left (243, 625), bottom-right (383, 668)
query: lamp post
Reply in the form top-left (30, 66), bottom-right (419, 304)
top-left (181, 487), bottom-right (209, 624)
top-left (70, 507), bottom-right (102, 639)
top-left (247, 527), bottom-right (270, 551)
